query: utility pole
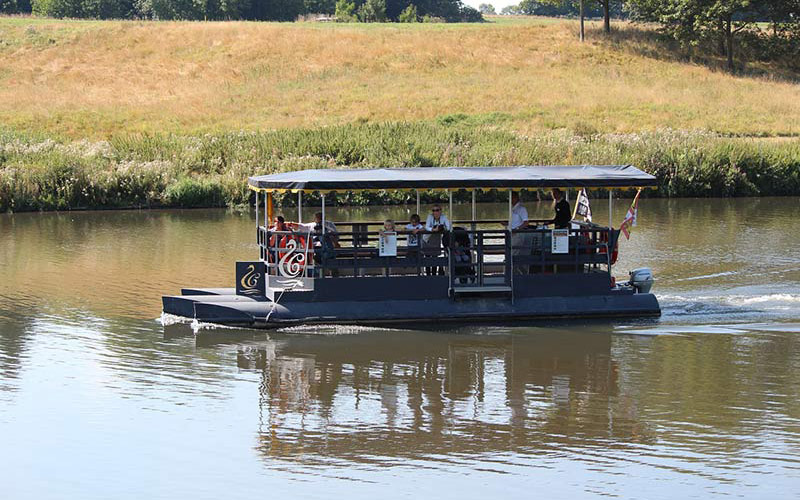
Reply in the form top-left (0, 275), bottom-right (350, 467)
top-left (579, 0), bottom-right (585, 42)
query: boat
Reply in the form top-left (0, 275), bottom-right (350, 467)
top-left (161, 165), bottom-right (660, 328)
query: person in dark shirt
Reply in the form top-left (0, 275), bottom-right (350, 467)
top-left (550, 188), bottom-right (572, 229)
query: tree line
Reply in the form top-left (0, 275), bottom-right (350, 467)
top-left (0, 0), bottom-right (483, 22)
top-left (498, 1), bottom-right (799, 71)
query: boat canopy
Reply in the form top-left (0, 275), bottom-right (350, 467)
top-left (248, 165), bottom-right (657, 193)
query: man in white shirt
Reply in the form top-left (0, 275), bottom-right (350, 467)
top-left (502, 192), bottom-right (532, 274)
top-left (423, 204), bottom-right (451, 275)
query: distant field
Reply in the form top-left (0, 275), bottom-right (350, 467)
top-left (1, 16), bottom-right (799, 138)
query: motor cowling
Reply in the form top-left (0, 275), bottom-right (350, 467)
top-left (629, 268), bottom-right (654, 294)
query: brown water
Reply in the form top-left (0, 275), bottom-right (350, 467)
top-left (1, 198), bottom-right (799, 499)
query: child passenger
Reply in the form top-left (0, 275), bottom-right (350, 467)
top-left (380, 219), bottom-right (396, 245)
top-left (405, 214), bottom-right (424, 248)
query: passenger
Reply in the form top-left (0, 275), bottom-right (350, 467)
top-left (294, 212), bottom-right (340, 277)
top-left (502, 192), bottom-right (533, 274)
top-left (450, 227), bottom-right (474, 284)
top-left (380, 219), bottom-right (396, 244)
top-left (268, 215), bottom-right (289, 262)
top-left (549, 188), bottom-right (572, 229)
top-left (404, 214), bottom-right (424, 259)
top-left (423, 204), bottom-right (451, 276)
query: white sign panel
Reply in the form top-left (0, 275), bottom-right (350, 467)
top-left (379, 232), bottom-right (397, 257)
top-left (551, 229), bottom-right (569, 254)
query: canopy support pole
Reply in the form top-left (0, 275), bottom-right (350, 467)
top-left (471, 190), bottom-right (477, 230)
top-left (608, 189), bottom-right (613, 277)
top-left (266, 192), bottom-right (273, 227)
top-left (298, 191), bottom-right (303, 222)
top-left (508, 189), bottom-right (514, 293)
top-left (255, 190), bottom-right (259, 229)
top-left (448, 190), bottom-right (453, 221)
top-left (416, 190), bottom-right (420, 215)
top-left (321, 194), bottom-right (326, 235)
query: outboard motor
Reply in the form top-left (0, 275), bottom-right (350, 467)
top-left (629, 268), bottom-right (654, 294)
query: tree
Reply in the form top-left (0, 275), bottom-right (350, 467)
top-left (518, 1), bottom-right (620, 37)
top-left (358, 0), bottom-right (385, 21)
top-left (627, 0), bottom-right (776, 71)
top-left (398, 3), bottom-right (418, 21)
top-left (334, 0), bottom-right (356, 19)
top-left (478, 2), bottom-right (494, 14)
top-left (500, 4), bottom-right (520, 14)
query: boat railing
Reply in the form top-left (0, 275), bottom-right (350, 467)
top-left (258, 224), bottom-right (617, 284)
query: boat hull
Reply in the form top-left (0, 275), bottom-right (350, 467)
top-left (162, 287), bottom-right (660, 329)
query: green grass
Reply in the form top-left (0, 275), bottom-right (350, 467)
top-left (2, 124), bottom-right (798, 212)
top-left (1, 16), bottom-right (799, 211)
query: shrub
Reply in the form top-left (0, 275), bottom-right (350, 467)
top-left (398, 4), bottom-right (418, 23)
top-left (164, 177), bottom-right (225, 208)
top-left (334, 0), bottom-right (356, 21)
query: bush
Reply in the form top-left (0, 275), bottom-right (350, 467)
top-left (2, 125), bottom-right (799, 212)
top-left (334, 0), bottom-right (356, 21)
top-left (398, 4), bottom-right (418, 23)
top-left (164, 177), bottom-right (225, 208)
top-left (459, 5), bottom-right (483, 23)
top-left (357, 0), bottom-right (385, 22)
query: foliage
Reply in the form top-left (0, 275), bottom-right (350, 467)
top-left (334, 0), bottom-right (356, 19)
top-left (398, 3), bottom-right (418, 21)
top-left (2, 125), bottom-right (798, 212)
top-left (477, 2), bottom-right (494, 14)
top-left (626, 0), bottom-right (800, 70)
top-left (499, 4), bottom-right (519, 14)
top-left (20, 0), bottom-right (481, 21)
top-left (358, 0), bottom-right (386, 21)
top-left (459, 4), bottom-right (482, 21)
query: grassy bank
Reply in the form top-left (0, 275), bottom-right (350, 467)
top-left (1, 17), bottom-right (799, 211)
top-left (2, 124), bottom-right (798, 212)
top-left (1, 17), bottom-right (799, 138)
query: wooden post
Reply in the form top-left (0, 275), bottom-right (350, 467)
top-left (579, 0), bottom-right (585, 42)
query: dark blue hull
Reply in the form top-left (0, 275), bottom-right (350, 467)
top-left (162, 276), bottom-right (660, 329)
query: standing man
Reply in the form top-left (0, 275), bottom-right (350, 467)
top-left (502, 192), bottom-right (532, 274)
top-left (549, 189), bottom-right (572, 229)
top-left (423, 204), bottom-right (452, 276)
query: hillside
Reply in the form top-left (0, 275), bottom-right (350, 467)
top-left (1, 16), bottom-right (799, 138)
top-left (1, 16), bottom-right (799, 211)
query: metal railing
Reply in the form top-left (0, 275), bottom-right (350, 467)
top-left (257, 224), bottom-right (617, 285)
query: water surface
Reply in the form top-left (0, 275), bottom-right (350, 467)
top-left (1, 198), bottom-right (799, 499)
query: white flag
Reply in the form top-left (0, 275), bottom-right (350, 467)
top-left (575, 188), bottom-right (592, 222)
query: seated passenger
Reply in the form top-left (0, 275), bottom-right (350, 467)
top-left (268, 215), bottom-right (289, 262)
top-left (450, 227), bottom-right (475, 284)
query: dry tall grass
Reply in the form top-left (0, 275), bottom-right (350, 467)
top-left (1, 17), bottom-right (799, 138)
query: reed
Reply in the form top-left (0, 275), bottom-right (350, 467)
top-left (2, 124), bottom-right (798, 212)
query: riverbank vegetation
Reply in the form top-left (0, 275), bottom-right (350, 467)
top-left (2, 125), bottom-right (798, 211)
top-left (0, 16), bottom-right (798, 211)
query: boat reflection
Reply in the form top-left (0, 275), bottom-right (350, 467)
top-left (236, 329), bottom-right (653, 464)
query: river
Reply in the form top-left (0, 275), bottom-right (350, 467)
top-left (1, 198), bottom-right (799, 499)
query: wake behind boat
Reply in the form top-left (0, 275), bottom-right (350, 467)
top-left (162, 165), bottom-right (660, 328)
